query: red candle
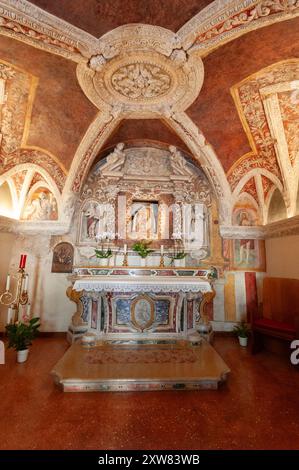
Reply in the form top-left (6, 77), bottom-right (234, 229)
top-left (19, 254), bottom-right (27, 269)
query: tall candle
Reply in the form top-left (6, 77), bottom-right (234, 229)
top-left (19, 254), bottom-right (27, 269)
top-left (124, 244), bottom-right (127, 254)
top-left (160, 245), bottom-right (164, 256)
top-left (5, 274), bottom-right (10, 291)
top-left (27, 303), bottom-right (31, 318)
top-left (7, 307), bottom-right (12, 324)
top-left (24, 274), bottom-right (29, 292)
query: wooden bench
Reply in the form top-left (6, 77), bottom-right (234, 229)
top-left (251, 277), bottom-right (299, 354)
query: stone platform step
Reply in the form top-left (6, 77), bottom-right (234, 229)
top-left (52, 340), bottom-right (230, 392)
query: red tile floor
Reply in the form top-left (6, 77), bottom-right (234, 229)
top-left (0, 336), bottom-right (299, 450)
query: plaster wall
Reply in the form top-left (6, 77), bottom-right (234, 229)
top-left (266, 235), bottom-right (299, 280)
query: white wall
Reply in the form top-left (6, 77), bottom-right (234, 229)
top-left (266, 235), bottom-right (299, 279)
top-left (0, 233), bottom-right (74, 332)
top-left (0, 231), bottom-right (16, 330)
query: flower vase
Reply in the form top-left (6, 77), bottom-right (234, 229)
top-left (140, 258), bottom-right (147, 267)
top-left (174, 259), bottom-right (182, 268)
top-left (17, 349), bottom-right (29, 363)
top-left (238, 336), bottom-right (248, 347)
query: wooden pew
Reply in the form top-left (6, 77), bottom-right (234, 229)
top-left (251, 277), bottom-right (299, 354)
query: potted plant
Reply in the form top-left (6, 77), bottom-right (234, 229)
top-left (171, 251), bottom-right (186, 268)
top-left (132, 240), bottom-right (153, 266)
top-left (95, 247), bottom-right (113, 266)
top-left (5, 317), bottom-right (40, 363)
top-left (233, 321), bottom-right (250, 347)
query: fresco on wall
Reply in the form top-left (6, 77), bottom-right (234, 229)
top-left (51, 242), bottom-right (74, 273)
top-left (23, 188), bottom-right (58, 221)
top-left (231, 239), bottom-right (265, 271)
top-left (232, 206), bottom-right (259, 226)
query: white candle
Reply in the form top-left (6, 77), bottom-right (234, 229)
top-left (5, 274), bottom-right (10, 291)
top-left (124, 243), bottom-right (127, 254)
top-left (160, 245), bottom-right (164, 256)
top-left (24, 274), bottom-right (29, 292)
top-left (27, 303), bottom-right (31, 318)
top-left (7, 307), bottom-right (12, 324)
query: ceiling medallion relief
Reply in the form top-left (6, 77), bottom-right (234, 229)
top-left (77, 25), bottom-right (204, 118)
top-left (110, 62), bottom-right (172, 100)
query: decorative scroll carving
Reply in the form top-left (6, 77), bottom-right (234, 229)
top-left (0, 0), bottom-right (96, 61)
top-left (179, 0), bottom-right (299, 54)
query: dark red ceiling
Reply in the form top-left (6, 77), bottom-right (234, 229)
top-left (29, 0), bottom-right (213, 37)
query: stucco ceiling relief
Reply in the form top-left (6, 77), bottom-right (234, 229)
top-left (229, 60), bottom-right (299, 218)
top-left (179, 0), bottom-right (299, 54)
top-left (77, 25), bottom-right (204, 119)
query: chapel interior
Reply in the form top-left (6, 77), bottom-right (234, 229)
top-left (1, 0), bottom-right (299, 451)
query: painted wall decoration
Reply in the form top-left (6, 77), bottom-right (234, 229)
top-left (233, 207), bottom-right (259, 227)
top-left (231, 239), bottom-right (266, 271)
top-left (129, 201), bottom-right (159, 240)
top-left (51, 242), bottom-right (74, 273)
top-left (22, 187), bottom-right (58, 221)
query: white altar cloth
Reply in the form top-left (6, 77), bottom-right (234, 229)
top-left (72, 276), bottom-right (212, 294)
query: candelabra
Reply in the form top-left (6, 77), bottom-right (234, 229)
top-left (0, 254), bottom-right (30, 324)
top-left (122, 252), bottom-right (128, 267)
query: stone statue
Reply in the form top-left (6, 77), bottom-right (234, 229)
top-left (169, 145), bottom-right (193, 176)
top-left (100, 143), bottom-right (126, 175)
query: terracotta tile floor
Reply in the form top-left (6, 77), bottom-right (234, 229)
top-left (0, 336), bottom-right (299, 450)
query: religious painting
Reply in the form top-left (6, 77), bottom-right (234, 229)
top-left (131, 295), bottom-right (154, 331)
top-left (231, 239), bottom-right (266, 271)
top-left (129, 201), bottom-right (159, 240)
top-left (22, 187), bottom-right (58, 221)
top-left (51, 242), bottom-right (74, 273)
top-left (80, 200), bottom-right (115, 242)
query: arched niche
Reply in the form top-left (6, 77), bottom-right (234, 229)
top-left (268, 188), bottom-right (287, 223)
top-left (0, 181), bottom-right (14, 217)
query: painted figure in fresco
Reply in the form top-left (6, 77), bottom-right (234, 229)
top-left (23, 190), bottom-right (58, 221)
top-left (238, 211), bottom-right (254, 265)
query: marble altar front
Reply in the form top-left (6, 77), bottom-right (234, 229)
top-left (67, 267), bottom-right (214, 344)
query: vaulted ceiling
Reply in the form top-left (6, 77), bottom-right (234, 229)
top-left (0, 0), bottom-right (298, 227)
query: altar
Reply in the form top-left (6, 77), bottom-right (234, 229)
top-left (66, 267), bottom-right (215, 344)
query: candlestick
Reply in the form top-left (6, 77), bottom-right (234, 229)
top-left (0, 264), bottom-right (30, 325)
top-left (5, 274), bottom-right (10, 291)
top-left (19, 254), bottom-right (27, 270)
top-left (24, 274), bottom-right (29, 292)
top-left (159, 254), bottom-right (165, 268)
top-left (7, 307), bottom-right (12, 324)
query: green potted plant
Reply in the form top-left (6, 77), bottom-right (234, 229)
top-left (5, 317), bottom-right (40, 363)
top-left (132, 240), bottom-right (153, 266)
top-left (171, 251), bottom-right (186, 268)
top-left (233, 321), bottom-right (250, 347)
top-left (95, 247), bottom-right (113, 266)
